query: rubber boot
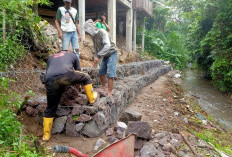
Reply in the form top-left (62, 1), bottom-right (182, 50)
top-left (42, 117), bottom-right (54, 141)
top-left (84, 84), bottom-right (98, 104)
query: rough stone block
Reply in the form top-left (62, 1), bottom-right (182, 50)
top-left (119, 109), bottom-right (143, 124)
top-left (26, 106), bottom-right (36, 117)
top-left (66, 115), bottom-right (80, 137)
top-left (126, 121), bottom-right (152, 140)
top-left (56, 108), bottom-right (71, 117)
top-left (75, 94), bottom-right (88, 105)
top-left (85, 106), bottom-right (98, 115)
top-left (76, 114), bottom-right (92, 123)
top-left (72, 105), bottom-right (84, 116)
top-left (93, 112), bottom-right (107, 131)
top-left (52, 116), bottom-right (67, 133)
top-left (82, 120), bottom-right (102, 138)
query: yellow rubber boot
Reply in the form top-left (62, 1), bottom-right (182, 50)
top-left (84, 84), bottom-right (98, 104)
top-left (42, 117), bottom-right (54, 141)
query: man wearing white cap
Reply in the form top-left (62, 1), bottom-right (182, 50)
top-left (55, 0), bottom-right (81, 58)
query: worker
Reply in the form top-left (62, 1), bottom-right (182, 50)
top-left (55, 0), bottom-right (81, 58)
top-left (84, 19), bottom-right (118, 96)
top-left (95, 13), bottom-right (110, 31)
top-left (42, 51), bottom-right (97, 141)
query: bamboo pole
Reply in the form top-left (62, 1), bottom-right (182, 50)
top-left (3, 9), bottom-right (6, 45)
top-left (180, 132), bottom-right (201, 157)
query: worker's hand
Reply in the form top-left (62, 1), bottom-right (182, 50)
top-left (78, 35), bottom-right (82, 42)
top-left (58, 32), bottom-right (63, 39)
top-left (76, 84), bottom-right (82, 92)
top-left (93, 57), bottom-right (99, 68)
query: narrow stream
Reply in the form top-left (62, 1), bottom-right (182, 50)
top-left (183, 69), bottom-right (232, 131)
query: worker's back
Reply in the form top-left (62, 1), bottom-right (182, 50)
top-left (45, 51), bottom-right (80, 81)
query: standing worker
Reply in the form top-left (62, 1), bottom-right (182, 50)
top-left (84, 19), bottom-right (118, 96)
top-left (42, 51), bottom-right (97, 141)
top-left (95, 13), bottom-right (110, 32)
top-left (55, 0), bottom-right (82, 58)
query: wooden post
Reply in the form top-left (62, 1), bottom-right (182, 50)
top-left (108, 0), bottom-right (116, 43)
top-left (3, 9), bottom-right (6, 45)
top-left (126, 7), bottom-right (133, 52)
top-left (79, 0), bottom-right (85, 41)
top-left (133, 10), bottom-right (137, 52)
top-left (142, 16), bottom-right (145, 52)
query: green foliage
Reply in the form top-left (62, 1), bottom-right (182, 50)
top-left (163, 0), bottom-right (232, 93)
top-left (195, 130), bottom-right (232, 155)
top-left (137, 23), bottom-right (189, 69)
top-left (0, 0), bottom-right (51, 71)
top-left (0, 77), bottom-right (22, 109)
top-left (0, 77), bottom-right (45, 156)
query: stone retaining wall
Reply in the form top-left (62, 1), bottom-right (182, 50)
top-left (24, 60), bottom-right (171, 137)
top-left (81, 65), bottom-right (172, 137)
top-left (83, 60), bottom-right (164, 85)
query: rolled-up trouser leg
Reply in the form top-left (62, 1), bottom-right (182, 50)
top-left (44, 81), bottom-right (64, 117)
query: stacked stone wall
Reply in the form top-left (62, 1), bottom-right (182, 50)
top-left (24, 60), bottom-right (171, 137)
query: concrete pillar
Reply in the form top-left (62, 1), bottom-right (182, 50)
top-left (133, 10), bottom-right (137, 52)
top-left (108, 0), bottom-right (116, 43)
top-left (126, 8), bottom-right (133, 52)
top-left (142, 17), bottom-right (145, 52)
top-left (79, 0), bottom-right (85, 41)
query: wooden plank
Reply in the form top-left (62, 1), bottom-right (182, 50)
top-left (38, 9), bottom-right (56, 17)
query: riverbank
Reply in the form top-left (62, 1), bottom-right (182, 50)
top-left (124, 70), bottom-right (232, 156)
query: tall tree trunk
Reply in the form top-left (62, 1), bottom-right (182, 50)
top-left (32, 0), bottom-right (38, 15)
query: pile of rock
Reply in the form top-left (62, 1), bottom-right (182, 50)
top-left (93, 109), bottom-right (186, 157)
top-left (39, 20), bottom-right (61, 51)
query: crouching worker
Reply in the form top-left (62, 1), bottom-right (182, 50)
top-left (42, 50), bottom-right (97, 141)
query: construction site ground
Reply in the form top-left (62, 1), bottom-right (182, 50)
top-left (16, 29), bottom-right (232, 156)
top-left (19, 65), bottom-right (232, 156)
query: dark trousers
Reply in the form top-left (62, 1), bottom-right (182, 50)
top-left (44, 71), bottom-right (91, 117)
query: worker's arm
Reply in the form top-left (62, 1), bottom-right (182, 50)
top-left (55, 19), bottom-right (63, 39)
top-left (55, 8), bottom-right (63, 39)
top-left (75, 12), bottom-right (82, 41)
top-left (75, 20), bottom-right (82, 41)
top-left (104, 22), bottom-right (110, 31)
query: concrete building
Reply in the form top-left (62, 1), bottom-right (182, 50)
top-left (38, 0), bottom-right (152, 53)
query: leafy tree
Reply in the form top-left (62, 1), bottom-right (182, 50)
top-left (137, 1), bottom-right (190, 69)
top-left (0, 0), bottom-right (51, 71)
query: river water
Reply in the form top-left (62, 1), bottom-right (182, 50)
top-left (183, 69), bottom-right (232, 131)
